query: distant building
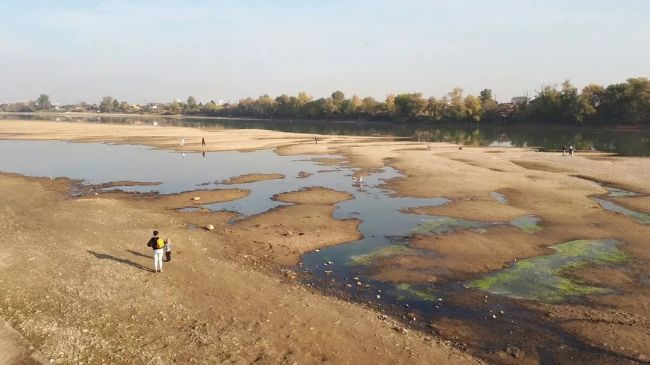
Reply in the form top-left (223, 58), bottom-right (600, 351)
top-left (511, 96), bottom-right (529, 105)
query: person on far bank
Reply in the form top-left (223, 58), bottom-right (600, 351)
top-left (569, 145), bottom-right (575, 156)
top-left (146, 230), bottom-right (166, 273)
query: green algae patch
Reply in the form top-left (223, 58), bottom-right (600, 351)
top-left (467, 239), bottom-right (631, 303)
top-left (392, 283), bottom-right (437, 302)
top-left (593, 198), bottom-right (650, 224)
top-left (348, 245), bottom-right (413, 266)
top-left (411, 216), bottom-right (493, 236)
top-left (510, 215), bottom-right (542, 233)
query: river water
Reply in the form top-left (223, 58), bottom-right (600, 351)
top-left (3, 113), bottom-right (650, 156)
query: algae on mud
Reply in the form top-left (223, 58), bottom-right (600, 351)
top-left (348, 245), bottom-right (415, 266)
top-left (411, 214), bottom-right (541, 236)
top-left (467, 239), bottom-right (630, 302)
top-left (392, 283), bottom-right (438, 302)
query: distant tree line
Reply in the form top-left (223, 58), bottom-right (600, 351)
top-left (1, 77), bottom-right (648, 125)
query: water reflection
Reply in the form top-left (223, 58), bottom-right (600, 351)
top-left (3, 114), bottom-right (650, 156)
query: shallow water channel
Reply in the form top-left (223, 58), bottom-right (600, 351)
top-left (0, 140), bottom-right (640, 364)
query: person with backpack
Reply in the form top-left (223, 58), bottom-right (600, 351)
top-left (146, 230), bottom-right (166, 273)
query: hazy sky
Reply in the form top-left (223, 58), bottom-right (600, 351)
top-left (1, 0), bottom-right (649, 104)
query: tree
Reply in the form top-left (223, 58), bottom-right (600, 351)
top-left (463, 95), bottom-right (482, 122)
top-left (359, 97), bottom-right (379, 118)
top-left (394, 93), bottom-right (426, 121)
top-left (203, 100), bottom-right (219, 115)
top-left (35, 94), bottom-right (52, 111)
top-left (446, 88), bottom-right (466, 121)
top-left (185, 96), bottom-right (198, 114)
top-left (112, 99), bottom-right (120, 113)
top-left (119, 101), bottom-right (131, 113)
top-left (478, 88), bottom-right (497, 119)
top-left (99, 96), bottom-right (115, 113)
top-left (579, 84), bottom-right (604, 122)
top-left (559, 80), bottom-right (583, 123)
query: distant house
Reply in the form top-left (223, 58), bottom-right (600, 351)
top-left (144, 103), bottom-right (159, 111)
top-left (511, 96), bottom-right (529, 106)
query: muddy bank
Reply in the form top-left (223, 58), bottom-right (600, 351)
top-left (0, 172), bottom-right (477, 365)
top-left (222, 173), bottom-right (285, 184)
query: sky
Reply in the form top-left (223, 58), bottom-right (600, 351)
top-left (1, 0), bottom-right (649, 104)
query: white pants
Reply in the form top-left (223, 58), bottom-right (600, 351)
top-left (153, 249), bottom-right (164, 272)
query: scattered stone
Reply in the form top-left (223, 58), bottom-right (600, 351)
top-left (492, 314), bottom-right (497, 319)
top-left (393, 325), bottom-right (408, 334)
top-left (376, 295), bottom-right (381, 299)
top-left (192, 196), bottom-right (201, 201)
top-left (345, 284), bottom-right (353, 288)
top-left (206, 224), bottom-right (215, 230)
top-left (356, 281), bottom-right (362, 286)
top-left (505, 346), bottom-right (524, 359)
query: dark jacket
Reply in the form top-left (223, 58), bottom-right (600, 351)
top-left (147, 236), bottom-right (163, 251)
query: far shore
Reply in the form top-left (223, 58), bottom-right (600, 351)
top-left (3, 111), bottom-right (650, 131)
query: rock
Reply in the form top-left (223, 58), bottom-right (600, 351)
top-left (356, 281), bottom-right (362, 286)
top-left (393, 325), bottom-right (408, 334)
top-left (492, 314), bottom-right (497, 319)
top-left (206, 224), bottom-right (215, 230)
top-left (192, 196), bottom-right (201, 201)
top-left (345, 284), bottom-right (353, 288)
top-left (505, 346), bottom-right (524, 359)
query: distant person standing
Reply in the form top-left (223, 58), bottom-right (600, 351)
top-left (146, 230), bottom-right (166, 273)
top-left (202, 137), bottom-right (206, 147)
top-left (180, 137), bottom-right (185, 147)
top-left (569, 145), bottom-right (575, 156)
top-left (562, 145), bottom-right (567, 156)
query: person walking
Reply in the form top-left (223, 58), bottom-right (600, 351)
top-left (201, 137), bottom-right (206, 147)
top-left (146, 230), bottom-right (166, 273)
top-left (180, 137), bottom-right (185, 147)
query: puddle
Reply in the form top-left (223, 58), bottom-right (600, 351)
top-left (593, 197), bottom-right (650, 224)
top-left (490, 191), bottom-right (508, 204)
top-left (605, 187), bottom-right (641, 198)
top-left (177, 207), bottom-right (201, 213)
top-left (467, 239), bottom-right (630, 302)
top-left (509, 215), bottom-right (542, 233)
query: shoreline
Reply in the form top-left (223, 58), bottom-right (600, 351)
top-left (4, 111), bottom-right (650, 132)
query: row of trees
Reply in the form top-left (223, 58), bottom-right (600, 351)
top-left (221, 88), bottom-right (499, 123)
top-left (2, 78), bottom-right (648, 125)
top-left (514, 78), bottom-right (650, 125)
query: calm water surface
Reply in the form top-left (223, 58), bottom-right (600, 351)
top-left (3, 113), bottom-right (650, 156)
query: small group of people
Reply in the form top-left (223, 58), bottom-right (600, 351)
top-left (180, 137), bottom-right (207, 147)
top-left (562, 145), bottom-right (575, 156)
top-left (352, 176), bottom-right (364, 189)
top-left (146, 230), bottom-right (172, 273)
